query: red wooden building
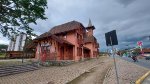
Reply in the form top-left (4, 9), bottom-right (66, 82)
top-left (34, 20), bottom-right (99, 61)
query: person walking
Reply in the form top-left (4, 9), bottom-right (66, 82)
top-left (132, 55), bottom-right (138, 62)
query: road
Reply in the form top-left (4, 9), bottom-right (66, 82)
top-left (114, 55), bottom-right (150, 84)
top-left (118, 56), bottom-right (150, 69)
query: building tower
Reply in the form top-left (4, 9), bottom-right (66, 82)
top-left (7, 33), bottom-right (27, 51)
top-left (86, 19), bottom-right (95, 36)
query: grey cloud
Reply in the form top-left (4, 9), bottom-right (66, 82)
top-left (116, 0), bottom-right (136, 6)
top-left (28, 0), bottom-right (150, 51)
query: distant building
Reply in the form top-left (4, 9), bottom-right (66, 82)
top-left (142, 48), bottom-right (150, 56)
top-left (6, 33), bottom-right (27, 58)
top-left (7, 33), bottom-right (26, 51)
top-left (142, 48), bottom-right (150, 53)
top-left (34, 20), bottom-right (99, 61)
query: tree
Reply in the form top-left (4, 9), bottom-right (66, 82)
top-left (0, 0), bottom-right (47, 39)
top-left (0, 44), bottom-right (8, 49)
top-left (0, 44), bottom-right (8, 52)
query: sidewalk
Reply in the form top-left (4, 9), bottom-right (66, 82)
top-left (103, 58), bottom-right (149, 84)
top-left (0, 56), bottom-right (112, 84)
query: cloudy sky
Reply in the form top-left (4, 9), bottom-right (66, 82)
top-left (1, 0), bottom-right (150, 51)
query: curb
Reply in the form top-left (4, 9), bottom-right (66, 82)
top-left (136, 71), bottom-right (150, 84)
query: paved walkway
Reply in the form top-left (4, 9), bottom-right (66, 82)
top-left (103, 58), bottom-right (149, 84)
top-left (142, 75), bottom-right (150, 84)
top-left (0, 56), bottom-right (112, 84)
top-left (68, 58), bottom-right (113, 84)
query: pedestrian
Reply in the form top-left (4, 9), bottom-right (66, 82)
top-left (135, 56), bottom-right (138, 62)
top-left (132, 55), bottom-right (138, 62)
top-left (132, 56), bottom-right (136, 62)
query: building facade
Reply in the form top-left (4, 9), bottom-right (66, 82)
top-left (34, 20), bottom-right (99, 61)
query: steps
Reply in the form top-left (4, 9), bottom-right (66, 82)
top-left (0, 64), bottom-right (39, 77)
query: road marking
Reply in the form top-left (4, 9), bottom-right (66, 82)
top-left (136, 71), bottom-right (150, 84)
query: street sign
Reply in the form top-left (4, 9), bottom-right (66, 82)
top-left (105, 30), bottom-right (118, 46)
top-left (137, 41), bottom-right (143, 46)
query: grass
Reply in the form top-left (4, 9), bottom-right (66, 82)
top-left (0, 59), bottom-right (33, 66)
top-left (0, 53), bottom-right (6, 58)
top-left (0, 52), bottom-right (33, 66)
top-left (0, 61), bottom-right (22, 66)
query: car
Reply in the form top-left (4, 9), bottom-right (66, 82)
top-left (145, 56), bottom-right (150, 60)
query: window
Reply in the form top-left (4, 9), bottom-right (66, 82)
top-left (77, 33), bottom-right (82, 39)
top-left (77, 47), bottom-right (82, 56)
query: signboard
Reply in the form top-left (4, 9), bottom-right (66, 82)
top-left (137, 41), bottom-right (143, 47)
top-left (105, 30), bottom-right (118, 46)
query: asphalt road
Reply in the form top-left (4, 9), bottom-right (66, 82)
top-left (117, 56), bottom-right (150, 69)
top-left (111, 55), bottom-right (150, 84)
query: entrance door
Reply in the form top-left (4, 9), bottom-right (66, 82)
top-left (84, 49), bottom-right (90, 58)
top-left (60, 47), bottom-right (64, 60)
top-left (68, 46), bottom-right (73, 60)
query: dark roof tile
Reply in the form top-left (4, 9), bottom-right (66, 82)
top-left (34, 32), bottom-right (74, 45)
top-left (49, 21), bottom-right (83, 34)
top-left (84, 35), bottom-right (97, 43)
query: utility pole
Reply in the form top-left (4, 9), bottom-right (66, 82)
top-left (105, 30), bottom-right (119, 84)
top-left (110, 37), bottom-right (119, 84)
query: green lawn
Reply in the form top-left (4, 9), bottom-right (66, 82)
top-left (0, 61), bottom-right (22, 66)
top-left (0, 59), bottom-right (32, 66)
top-left (0, 53), bottom-right (6, 58)
top-left (0, 53), bottom-right (33, 66)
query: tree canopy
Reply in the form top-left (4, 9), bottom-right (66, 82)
top-left (0, 0), bottom-right (47, 39)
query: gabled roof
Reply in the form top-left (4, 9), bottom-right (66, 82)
top-left (86, 26), bottom-right (95, 30)
top-left (84, 35), bottom-right (97, 43)
top-left (49, 21), bottom-right (84, 34)
top-left (24, 41), bottom-right (37, 49)
top-left (34, 32), bottom-right (74, 45)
